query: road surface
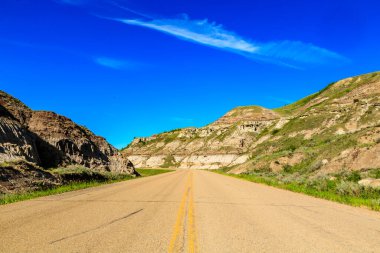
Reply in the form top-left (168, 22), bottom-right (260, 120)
top-left (1, 170), bottom-right (380, 252)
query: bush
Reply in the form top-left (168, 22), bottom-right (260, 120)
top-left (336, 181), bottom-right (361, 196)
top-left (368, 168), bottom-right (380, 179)
top-left (346, 171), bottom-right (361, 182)
top-left (160, 155), bottom-right (177, 168)
top-left (283, 165), bottom-right (293, 173)
top-left (307, 161), bottom-right (323, 172)
top-left (313, 178), bottom-right (336, 192)
top-left (371, 199), bottom-right (380, 209)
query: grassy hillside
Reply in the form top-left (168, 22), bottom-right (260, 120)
top-left (236, 71), bottom-right (380, 173)
top-left (214, 71), bottom-right (380, 209)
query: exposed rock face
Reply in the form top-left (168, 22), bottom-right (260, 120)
top-left (0, 91), bottom-right (32, 125)
top-left (123, 71), bottom-right (380, 174)
top-left (0, 90), bottom-right (136, 176)
top-left (109, 155), bottom-right (136, 174)
top-left (28, 111), bottom-right (113, 170)
top-left (0, 105), bottom-right (39, 164)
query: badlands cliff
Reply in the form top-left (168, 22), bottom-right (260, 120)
top-left (0, 91), bottom-right (136, 193)
top-left (123, 71), bottom-right (380, 175)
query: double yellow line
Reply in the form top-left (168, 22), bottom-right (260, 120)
top-left (168, 171), bottom-right (197, 253)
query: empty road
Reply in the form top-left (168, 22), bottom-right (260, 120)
top-left (1, 170), bottom-right (380, 253)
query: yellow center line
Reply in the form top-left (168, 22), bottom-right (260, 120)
top-left (187, 172), bottom-right (197, 253)
top-left (168, 172), bottom-right (191, 253)
top-left (168, 171), bottom-right (198, 253)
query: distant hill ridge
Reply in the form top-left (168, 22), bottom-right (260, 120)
top-left (123, 71), bottom-right (380, 174)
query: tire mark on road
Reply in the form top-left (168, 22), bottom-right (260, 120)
top-left (50, 209), bottom-right (143, 244)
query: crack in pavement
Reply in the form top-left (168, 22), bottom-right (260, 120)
top-left (50, 209), bottom-right (143, 244)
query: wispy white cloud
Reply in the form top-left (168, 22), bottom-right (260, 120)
top-left (94, 57), bottom-right (136, 69)
top-left (115, 15), bottom-right (349, 67)
top-left (120, 17), bottom-right (258, 54)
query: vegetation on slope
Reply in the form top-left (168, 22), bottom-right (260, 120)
top-left (275, 71), bottom-right (380, 116)
top-left (0, 165), bottom-right (171, 205)
top-left (245, 72), bottom-right (380, 171)
top-left (215, 169), bottom-right (380, 211)
top-left (217, 71), bottom-right (380, 210)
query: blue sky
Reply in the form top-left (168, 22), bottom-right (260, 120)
top-left (1, 0), bottom-right (380, 148)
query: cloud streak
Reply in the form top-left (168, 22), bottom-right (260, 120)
top-left (55, 0), bottom-right (349, 68)
top-left (115, 15), bottom-right (349, 68)
top-left (120, 17), bottom-right (258, 54)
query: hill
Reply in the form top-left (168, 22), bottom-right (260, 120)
top-left (0, 91), bottom-right (136, 193)
top-left (122, 71), bottom-right (380, 178)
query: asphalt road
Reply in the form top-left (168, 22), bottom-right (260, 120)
top-left (1, 170), bottom-right (380, 253)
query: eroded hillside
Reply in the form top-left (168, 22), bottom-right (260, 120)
top-left (0, 91), bottom-right (136, 193)
top-left (123, 71), bottom-right (380, 175)
top-left (123, 106), bottom-right (282, 169)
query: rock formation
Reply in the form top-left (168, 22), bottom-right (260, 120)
top-left (123, 106), bottom-right (280, 169)
top-left (0, 104), bottom-right (39, 164)
top-left (123, 71), bottom-right (380, 176)
top-left (0, 90), bottom-right (136, 175)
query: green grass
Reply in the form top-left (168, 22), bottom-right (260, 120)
top-left (0, 181), bottom-right (114, 205)
top-left (213, 170), bottom-right (380, 211)
top-left (0, 168), bottom-right (171, 205)
top-left (274, 92), bottom-right (321, 116)
top-left (274, 71), bottom-right (380, 117)
top-left (136, 168), bottom-right (173, 177)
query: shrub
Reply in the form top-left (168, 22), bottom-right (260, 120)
top-left (283, 165), bottom-right (293, 173)
top-left (346, 171), bottom-right (361, 182)
top-left (368, 168), bottom-right (380, 179)
top-left (307, 161), bottom-right (323, 172)
top-left (313, 178), bottom-right (336, 192)
top-left (160, 155), bottom-right (177, 168)
top-left (371, 199), bottom-right (380, 209)
top-left (336, 181), bottom-right (361, 196)
top-left (305, 178), bottom-right (317, 189)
